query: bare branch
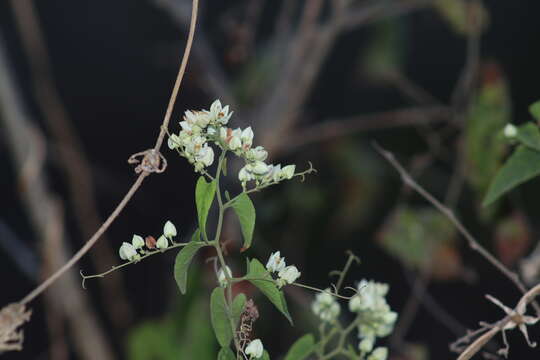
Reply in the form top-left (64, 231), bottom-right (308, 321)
top-left (374, 143), bottom-right (540, 316)
top-left (280, 106), bottom-right (451, 154)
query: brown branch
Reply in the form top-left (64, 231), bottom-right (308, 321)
top-left (0, 39), bottom-right (114, 359)
top-left (9, 0), bottom-right (133, 329)
top-left (280, 106), bottom-right (451, 154)
top-left (455, 283), bottom-right (540, 360)
top-left (374, 143), bottom-right (540, 316)
top-left (12, 0), bottom-right (199, 307)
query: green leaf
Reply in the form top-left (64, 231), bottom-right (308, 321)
top-left (247, 259), bottom-right (293, 324)
top-left (232, 293), bottom-right (246, 327)
top-left (217, 347), bottom-right (236, 360)
top-left (284, 334), bottom-right (316, 360)
top-left (516, 123), bottom-right (540, 151)
top-left (196, 176), bottom-right (216, 240)
top-left (210, 288), bottom-right (233, 347)
top-left (191, 228), bottom-right (201, 242)
top-left (484, 145), bottom-right (540, 206)
top-left (231, 193), bottom-right (256, 250)
top-left (261, 351), bottom-right (270, 360)
top-left (174, 242), bottom-right (205, 294)
top-left (529, 100), bottom-right (540, 121)
top-left (464, 73), bottom-right (509, 197)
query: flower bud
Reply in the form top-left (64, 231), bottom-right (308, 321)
top-left (241, 127), bottom-right (254, 148)
top-left (168, 134), bottom-right (181, 149)
top-left (504, 123), bottom-right (517, 138)
top-left (278, 265), bottom-right (301, 285)
top-left (119, 242), bottom-right (138, 261)
top-left (281, 165), bottom-right (295, 180)
top-left (238, 166), bottom-right (253, 182)
top-left (217, 266), bottom-right (232, 287)
top-left (163, 221), bottom-right (177, 238)
top-left (251, 161), bottom-right (269, 175)
top-left (367, 347), bottom-right (388, 360)
top-left (131, 235), bottom-right (145, 249)
top-left (359, 336), bottom-right (375, 353)
top-left (156, 235), bottom-right (169, 249)
top-left (245, 339), bottom-right (264, 359)
top-left (197, 145), bottom-right (214, 167)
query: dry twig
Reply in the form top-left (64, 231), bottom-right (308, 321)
top-left (374, 143), bottom-right (540, 316)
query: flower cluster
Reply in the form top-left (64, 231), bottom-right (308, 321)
top-left (168, 100), bottom-right (297, 187)
top-left (118, 221), bottom-right (177, 261)
top-left (349, 279), bottom-right (397, 359)
top-left (312, 288), bottom-right (341, 322)
top-left (266, 251), bottom-right (301, 288)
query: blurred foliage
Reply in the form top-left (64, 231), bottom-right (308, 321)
top-left (362, 20), bottom-right (405, 80)
top-left (379, 206), bottom-right (461, 280)
top-left (464, 63), bottom-right (509, 212)
top-left (432, 0), bottom-right (489, 35)
top-left (127, 270), bottom-right (216, 360)
top-left (494, 213), bottom-right (531, 267)
top-left (233, 46), bottom-right (281, 106)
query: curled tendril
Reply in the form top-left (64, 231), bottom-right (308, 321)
top-left (296, 161), bottom-right (317, 182)
top-left (128, 149), bottom-right (167, 174)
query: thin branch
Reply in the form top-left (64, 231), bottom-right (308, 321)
top-left (281, 106), bottom-right (452, 154)
top-left (15, 0), bottom-right (200, 306)
top-left (455, 283), bottom-right (540, 360)
top-left (0, 38), bottom-right (114, 359)
top-left (373, 143), bottom-right (540, 316)
top-left (9, 0), bottom-right (133, 328)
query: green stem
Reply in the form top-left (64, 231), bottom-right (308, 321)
top-left (212, 150), bottom-right (242, 358)
top-left (80, 241), bottom-right (209, 288)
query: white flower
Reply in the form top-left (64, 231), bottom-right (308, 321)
top-left (217, 266), bottom-right (232, 287)
top-left (209, 100), bottom-right (232, 124)
top-left (241, 127), bottom-right (254, 149)
top-left (267, 164), bottom-right (282, 183)
top-left (131, 235), bottom-right (145, 249)
top-left (349, 280), bottom-right (389, 312)
top-left (266, 251), bottom-right (286, 273)
top-left (367, 347), bottom-right (388, 360)
top-left (359, 336), bottom-right (375, 353)
top-left (168, 134), bottom-right (181, 149)
top-left (239, 166), bottom-right (254, 183)
top-left (504, 124), bottom-right (517, 138)
top-left (119, 242), bottom-right (138, 261)
top-left (351, 280), bottom-right (397, 340)
top-left (156, 235), bottom-right (169, 249)
top-left (245, 339), bottom-right (264, 359)
top-left (226, 128), bottom-right (242, 150)
top-left (311, 289), bottom-right (341, 322)
top-left (180, 120), bottom-right (193, 133)
top-left (278, 265), bottom-right (301, 285)
top-left (281, 165), bottom-right (295, 180)
top-left (196, 144), bottom-right (214, 167)
top-left (163, 221), bottom-right (177, 238)
top-left (247, 146), bottom-right (268, 162)
top-left (184, 110), bottom-right (210, 128)
top-left (250, 161), bottom-right (269, 175)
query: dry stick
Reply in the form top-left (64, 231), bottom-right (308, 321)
top-left (457, 283), bottom-right (540, 360)
top-left (373, 143), bottom-right (540, 316)
top-left (19, 0), bottom-right (199, 306)
top-left (9, 0), bottom-right (133, 327)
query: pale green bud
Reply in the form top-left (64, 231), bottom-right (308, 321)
top-left (163, 221), bottom-right (177, 238)
top-left (156, 235), bottom-right (169, 249)
top-left (131, 235), bottom-right (145, 249)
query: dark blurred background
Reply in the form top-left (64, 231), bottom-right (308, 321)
top-left (1, 0), bottom-right (540, 359)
